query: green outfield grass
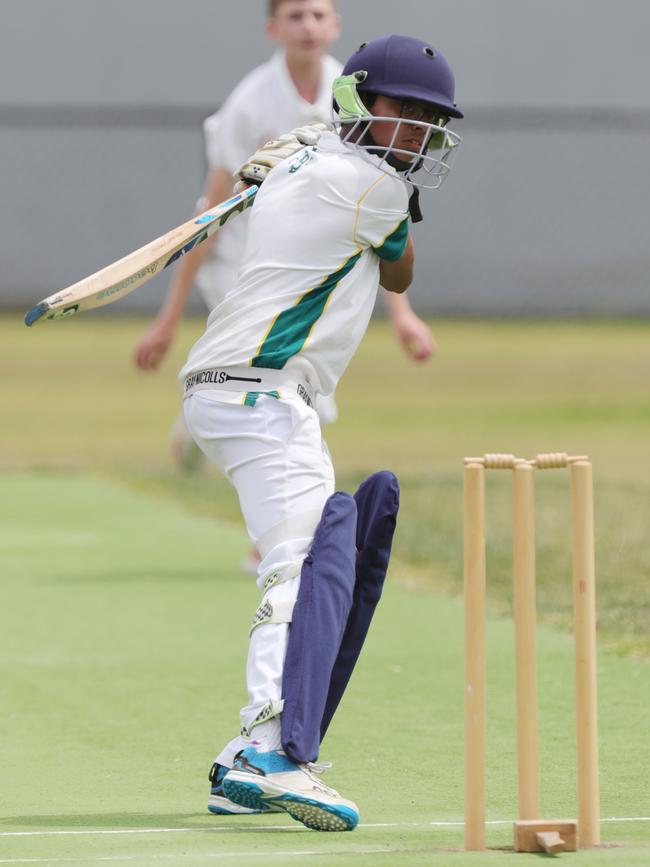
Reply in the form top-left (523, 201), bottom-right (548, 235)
top-left (4, 314), bottom-right (648, 656)
top-left (1, 313), bottom-right (649, 864)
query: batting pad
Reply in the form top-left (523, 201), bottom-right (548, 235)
top-left (321, 471), bottom-right (400, 738)
top-left (281, 492), bottom-right (357, 764)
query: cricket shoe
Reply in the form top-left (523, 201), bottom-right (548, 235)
top-left (208, 762), bottom-right (282, 815)
top-left (222, 748), bottom-right (359, 831)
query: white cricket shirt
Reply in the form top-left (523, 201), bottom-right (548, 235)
top-left (181, 132), bottom-right (410, 398)
top-left (197, 52), bottom-right (342, 304)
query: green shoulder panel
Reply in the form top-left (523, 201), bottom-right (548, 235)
top-left (374, 217), bottom-right (409, 262)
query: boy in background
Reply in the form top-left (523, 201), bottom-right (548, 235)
top-left (133, 0), bottom-right (435, 467)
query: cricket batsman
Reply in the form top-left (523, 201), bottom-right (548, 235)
top-left (180, 34), bottom-right (463, 831)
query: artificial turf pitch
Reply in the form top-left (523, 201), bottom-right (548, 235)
top-left (1, 472), bottom-right (649, 866)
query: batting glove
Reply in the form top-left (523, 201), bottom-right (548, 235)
top-left (233, 122), bottom-right (331, 191)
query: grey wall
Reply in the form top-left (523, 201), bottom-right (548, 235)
top-left (2, 0), bottom-right (649, 315)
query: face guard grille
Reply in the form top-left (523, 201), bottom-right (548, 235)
top-left (332, 72), bottom-right (462, 191)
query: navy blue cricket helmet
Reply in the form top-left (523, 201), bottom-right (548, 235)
top-left (341, 35), bottom-right (463, 119)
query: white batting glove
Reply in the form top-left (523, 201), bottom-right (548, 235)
top-left (233, 122), bottom-right (331, 191)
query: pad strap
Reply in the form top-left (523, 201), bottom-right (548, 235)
top-left (241, 699), bottom-right (285, 738)
top-left (261, 561), bottom-right (302, 592)
top-left (250, 598), bottom-right (295, 635)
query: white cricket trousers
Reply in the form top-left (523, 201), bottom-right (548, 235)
top-left (183, 392), bottom-right (335, 765)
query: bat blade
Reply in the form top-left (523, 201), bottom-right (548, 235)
top-left (24, 185), bottom-right (258, 326)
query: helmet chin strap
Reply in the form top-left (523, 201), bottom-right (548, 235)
top-left (407, 188), bottom-right (423, 223)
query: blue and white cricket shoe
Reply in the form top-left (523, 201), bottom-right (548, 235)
top-left (222, 748), bottom-right (359, 831)
top-left (208, 762), bottom-right (282, 815)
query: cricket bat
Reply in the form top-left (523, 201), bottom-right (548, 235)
top-left (24, 185), bottom-right (258, 326)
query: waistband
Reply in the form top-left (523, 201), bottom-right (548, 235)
top-left (183, 365), bottom-right (315, 408)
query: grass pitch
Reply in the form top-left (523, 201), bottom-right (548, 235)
top-left (1, 472), bottom-right (649, 865)
top-left (1, 314), bottom-right (649, 863)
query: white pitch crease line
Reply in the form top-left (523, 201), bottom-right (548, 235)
top-left (0, 851), bottom-right (398, 865)
top-left (0, 816), bottom-right (648, 838)
top-left (2, 830), bottom-right (650, 866)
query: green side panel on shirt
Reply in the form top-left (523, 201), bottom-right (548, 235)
top-left (251, 252), bottom-right (362, 370)
top-left (243, 390), bottom-right (280, 407)
top-left (374, 217), bottom-right (409, 262)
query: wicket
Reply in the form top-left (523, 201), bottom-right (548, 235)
top-left (463, 453), bottom-right (599, 854)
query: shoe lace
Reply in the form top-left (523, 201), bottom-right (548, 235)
top-left (302, 760), bottom-right (336, 791)
top-left (305, 760), bottom-right (332, 775)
